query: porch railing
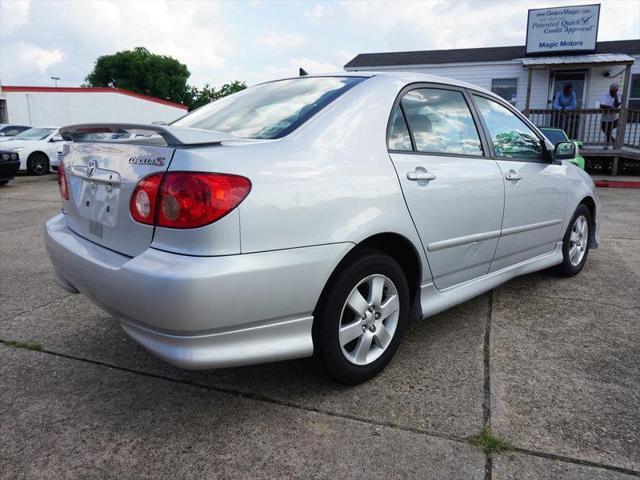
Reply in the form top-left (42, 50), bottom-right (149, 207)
top-left (526, 108), bottom-right (640, 150)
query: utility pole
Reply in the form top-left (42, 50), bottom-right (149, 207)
top-left (50, 76), bottom-right (60, 87)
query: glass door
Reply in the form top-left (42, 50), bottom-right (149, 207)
top-left (550, 71), bottom-right (587, 140)
top-left (550, 71), bottom-right (587, 108)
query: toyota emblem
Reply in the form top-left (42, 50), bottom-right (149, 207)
top-left (87, 160), bottom-right (97, 177)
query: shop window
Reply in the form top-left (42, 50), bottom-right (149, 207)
top-left (491, 78), bottom-right (518, 106)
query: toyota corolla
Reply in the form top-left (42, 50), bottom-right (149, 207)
top-left (45, 73), bottom-right (600, 384)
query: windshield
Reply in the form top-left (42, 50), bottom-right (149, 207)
top-left (14, 128), bottom-right (55, 141)
top-left (540, 128), bottom-right (568, 146)
top-left (173, 76), bottom-right (366, 139)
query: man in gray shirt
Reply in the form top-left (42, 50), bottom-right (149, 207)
top-left (600, 83), bottom-right (622, 148)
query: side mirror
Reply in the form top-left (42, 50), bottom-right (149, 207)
top-left (554, 141), bottom-right (576, 161)
top-left (50, 134), bottom-right (64, 142)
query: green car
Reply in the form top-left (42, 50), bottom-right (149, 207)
top-left (539, 127), bottom-right (585, 169)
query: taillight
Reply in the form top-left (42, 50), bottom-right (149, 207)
top-left (130, 173), bottom-right (163, 225)
top-left (58, 163), bottom-right (69, 200)
top-left (130, 172), bottom-right (251, 229)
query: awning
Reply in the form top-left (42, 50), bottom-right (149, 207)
top-left (521, 53), bottom-right (634, 68)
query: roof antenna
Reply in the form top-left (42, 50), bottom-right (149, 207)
top-left (299, 67), bottom-right (309, 76)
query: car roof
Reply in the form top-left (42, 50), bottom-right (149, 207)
top-left (264, 71), bottom-right (495, 98)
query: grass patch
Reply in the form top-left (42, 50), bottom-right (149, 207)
top-left (470, 426), bottom-right (512, 456)
top-left (5, 340), bottom-right (43, 351)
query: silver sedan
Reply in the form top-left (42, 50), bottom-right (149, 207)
top-left (45, 72), bottom-right (600, 384)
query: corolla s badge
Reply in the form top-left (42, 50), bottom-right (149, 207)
top-left (128, 156), bottom-right (165, 167)
top-left (87, 160), bottom-right (97, 177)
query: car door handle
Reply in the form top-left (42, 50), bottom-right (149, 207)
top-left (505, 170), bottom-right (523, 181)
top-left (407, 168), bottom-right (436, 182)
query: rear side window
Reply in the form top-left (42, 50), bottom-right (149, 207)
top-left (172, 76), bottom-right (365, 139)
top-left (473, 95), bottom-right (542, 160)
top-left (400, 88), bottom-right (483, 156)
top-left (388, 106), bottom-right (412, 151)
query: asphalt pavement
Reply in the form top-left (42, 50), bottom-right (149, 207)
top-left (1, 174), bottom-right (638, 479)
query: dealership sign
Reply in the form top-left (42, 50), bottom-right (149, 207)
top-left (526, 4), bottom-right (600, 55)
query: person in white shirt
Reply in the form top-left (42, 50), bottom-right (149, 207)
top-left (600, 83), bottom-right (622, 148)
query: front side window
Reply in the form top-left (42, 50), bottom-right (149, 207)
top-left (539, 128), bottom-right (568, 146)
top-left (173, 76), bottom-right (365, 139)
top-left (388, 106), bottom-right (412, 151)
top-left (400, 88), bottom-right (483, 156)
top-left (13, 128), bottom-right (55, 141)
top-left (491, 78), bottom-right (518, 106)
top-left (473, 95), bottom-right (542, 160)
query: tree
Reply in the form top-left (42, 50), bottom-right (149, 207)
top-left (187, 81), bottom-right (247, 110)
top-left (85, 47), bottom-right (247, 111)
top-left (85, 47), bottom-right (192, 106)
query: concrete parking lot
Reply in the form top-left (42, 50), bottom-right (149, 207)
top-left (1, 175), bottom-right (638, 479)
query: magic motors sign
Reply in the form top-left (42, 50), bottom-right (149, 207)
top-left (526, 4), bottom-right (600, 55)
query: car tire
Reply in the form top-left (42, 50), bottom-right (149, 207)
top-left (27, 152), bottom-right (50, 176)
top-left (314, 250), bottom-right (410, 385)
top-left (555, 204), bottom-right (592, 277)
top-left (0, 180), bottom-right (8, 186)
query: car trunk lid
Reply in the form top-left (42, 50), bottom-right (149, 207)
top-left (58, 124), bottom-right (235, 257)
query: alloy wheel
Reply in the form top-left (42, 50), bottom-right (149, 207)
top-left (30, 154), bottom-right (48, 175)
top-left (569, 215), bottom-right (588, 266)
top-left (338, 274), bottom-right (400, 366)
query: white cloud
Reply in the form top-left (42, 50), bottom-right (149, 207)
top-left (65, 1), bottom-right (232, 80)
top-left (250, 57), bottom-right (340, 84)
top-left (18, 43), bottom-right (63, 73)
top-left (292, 57), bottom-right (340, 74)
top-left (304, 4), bottom-right (331, 19)
top-left (257, 31), bottom-right (308, 49)
top-left (0, 41), bottom-right (63, 83)
top-left (0, 0), bottom-right (31, 36)
top-left (0, 0), bottom-right (233, 86)
top-left (341, 0), bottom-right (640, 51)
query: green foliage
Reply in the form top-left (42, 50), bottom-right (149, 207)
top-left (470, 427), bottom-right (512, 456)
top-left (85, 47), bottom-right (246, 111)
top-left (187, 81), bottom-right (247, 110)
top-left (85, 47), bottom-right (192, 106)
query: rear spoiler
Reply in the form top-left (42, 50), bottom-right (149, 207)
top-left (59, 123), bottom-right (236, 147)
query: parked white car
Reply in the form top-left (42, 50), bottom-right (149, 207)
top-left (45, 73), bottom-right (600, 384)
top-left (0, 127), bottom-right (64, 175)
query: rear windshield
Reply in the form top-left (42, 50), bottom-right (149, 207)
top-left (172, 76), bottom-right (366, 139)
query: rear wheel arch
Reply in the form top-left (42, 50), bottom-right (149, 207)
top-left (313, 232), bottom-right (422, 320)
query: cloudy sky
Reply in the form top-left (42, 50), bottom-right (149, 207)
top-left (1, 0), bottom-right (638, 89)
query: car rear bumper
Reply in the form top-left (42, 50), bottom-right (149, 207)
top-left (44, 213), bottom-right (352, 369)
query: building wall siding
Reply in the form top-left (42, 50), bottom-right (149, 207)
top-left (347, 54), bottom-right (639, 111)
top-left (5, 91), bottom-right (186, 125)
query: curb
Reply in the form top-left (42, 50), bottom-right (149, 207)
top-left (594, 180), bottom-right (640, 189)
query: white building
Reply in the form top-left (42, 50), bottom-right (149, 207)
top-left (0, 86), bottom-right (188, 126)
top-left (344, 39), bottom-right (640, 113)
